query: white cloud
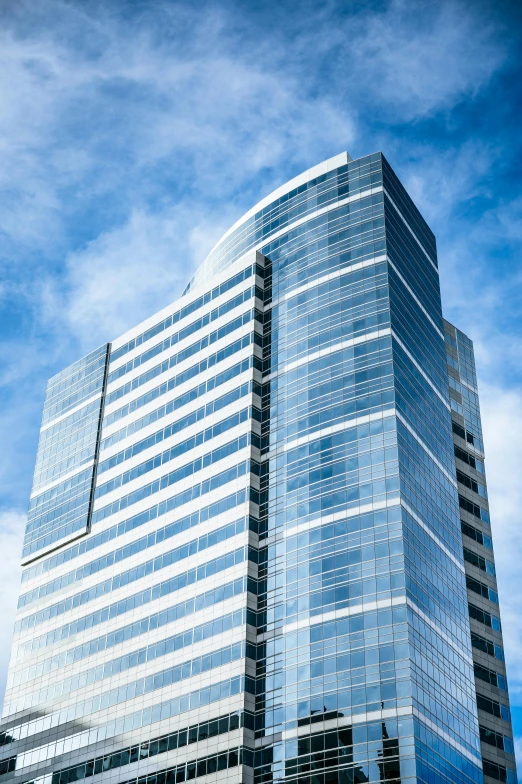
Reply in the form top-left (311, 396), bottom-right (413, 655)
top-left (400, 139), bottom-right (499, 227)
top-left (51, 209), bottom-right (195, 348)
top-left (14, 0), bottom-right (505, 352)
top-left (0, 1), bottom-right (359, 262)
top-left (0, 0), bottom-right (508, 275)
top-left (346, 0), bottom-right (508, 120)
top-left (0, 511), bottom-right (24, 711)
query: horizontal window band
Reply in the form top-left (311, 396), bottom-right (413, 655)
top-left (106, 312), bottom-right (259, 408)
top-left (17, 543), bottom-right (255, 658)
top-left (19, 505), bottom-right (251, 609)
top-left (11, 576), bottom-right (247, 693)
top-left (91, 451), bottom-right (254, 527)
top-left (17, 518), bottom-right (249, 633)
top-left (46, 711), bottom-right (249, 784)
top-left (110, 262), bottom-right (258, 363)
top-left (100, 379), bottom-right (252, 454)
top-left (13, 675), bottom-right (252, 772)
top-left (22, 482), bottom-right (253, 587)
top-left (6, 609), bottom-right (246, 718)
top-left (6, 640), bottom-right (251, 747)
top-left (108, 287), bottom-right (261, 385)
top-left (94, 415), bottom-right (253, 503)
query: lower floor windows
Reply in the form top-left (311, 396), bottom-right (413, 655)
top-left (49, 711), bottom-right (249, 784)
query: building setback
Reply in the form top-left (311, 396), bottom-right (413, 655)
top-left (0, 152), bottom-right (517, 784)
top-left (443, 319), bottom-right (516, 783)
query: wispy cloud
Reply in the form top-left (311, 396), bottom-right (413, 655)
top-left (345, 0), bottom-right (508, 119)
top-left (46, 207), bottom-right (213, 348)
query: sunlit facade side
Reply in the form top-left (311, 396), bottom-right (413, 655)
top-left (0, 152), bottom-right (516, 784)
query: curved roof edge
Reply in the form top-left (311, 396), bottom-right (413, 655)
top-left (204, 151), bottom-right (353, 262)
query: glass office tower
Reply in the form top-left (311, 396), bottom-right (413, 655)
top-left (0, 152), bottom-right (516, 784)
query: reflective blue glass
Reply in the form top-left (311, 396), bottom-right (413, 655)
top-left (22, 344), bottom-right (110, 559)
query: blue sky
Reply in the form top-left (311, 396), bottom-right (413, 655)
top-left (0, 0), bottom-right (521, 770)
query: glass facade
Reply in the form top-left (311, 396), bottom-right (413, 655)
top-left (23, 345), bottom-right (110, 561)
top-left (0, 152), bottom-right (516, 784)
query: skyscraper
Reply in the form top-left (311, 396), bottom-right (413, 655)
top-left (0, 152), bottom-right (516, 784)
